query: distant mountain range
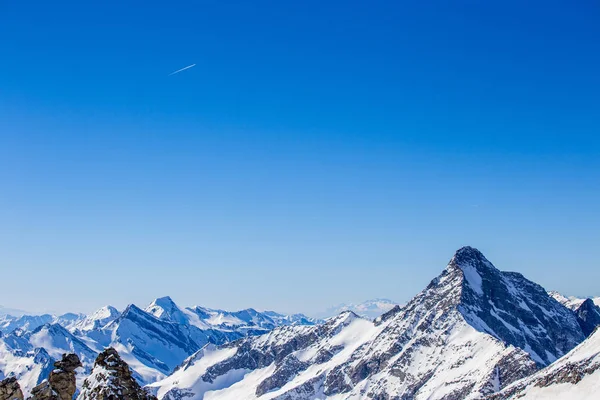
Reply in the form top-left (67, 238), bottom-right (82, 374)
top-left (0, 297), bottom-right (318, 396)
top-left (314, 298), bottom-right (398, 320)
top-left (2, 246), bottom-right (600, 399)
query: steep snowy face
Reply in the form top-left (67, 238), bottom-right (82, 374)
top-left (145, 297), bottom-right (195, 327)
top-left (106, 304), bottom-right (202, 380)
top-left (489, 327), bottom-right (600, 400)
top-left (149, 247), bottom-right (583, 400)
top-left (450, 246), bottom-right (585, 366)
top-left (0, 335), bottom-right (54, 396)
top-left (25, 324), bottom-right (97, 366)
top-left (72, 306), bottom-right (120, 332)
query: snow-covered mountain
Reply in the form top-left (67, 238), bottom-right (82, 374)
top-left (547, 291), bottom-right (600, 338)
top-left (489, 326), bottom-right (600, 399)
top-left (71, 305), bottom-right (120, 333)
top-left (0, 297), bottom-right (317, 392)
top-left (316, 299), bottom-right (398, 320)
top-left (3, 247), bottom-right (599, 399)
top-left (145, 296), bottom-right (320, 333)
top-left (548, 291), bottom-right (600, 311)
top-left (0, 312), bottom-right (87, 334)
top-left (149, 247), bottom-right (587, 399)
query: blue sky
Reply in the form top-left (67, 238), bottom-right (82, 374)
top-left (1, 1), bottom-right (599, 315)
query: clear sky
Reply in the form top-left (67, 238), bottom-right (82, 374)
top-left (1, 1), bottom-right (599, 315)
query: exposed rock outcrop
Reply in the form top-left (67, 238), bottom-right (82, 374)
top-left (78, 348), bottom-right (157, 400)
top-left (0, 377), bottom-right (24, 400)
top-left (575, 298), bottom-right (600, 337)
top-left (30, 353), bottom-right (81, 400)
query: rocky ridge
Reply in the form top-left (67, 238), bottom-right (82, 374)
top-left (29, 353), bottom-right (82, 400)
top-left (78, 348), bottom-right (157, 400)
top-left (0, 377), bottom-right (23, 400)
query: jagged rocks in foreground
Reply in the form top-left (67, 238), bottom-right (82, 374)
top-left (149, 247), bottom-right (587, 399)
top-left (0, 377), bottom-right (23, 400)
top-left (488, 327), bottom-right (600, 399)
top-left (30, 353), bottom-right (82, 400)
top-left (78, 347), bottom-right (157, 400)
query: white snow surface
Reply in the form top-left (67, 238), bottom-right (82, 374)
top-left (495, 327), bottom-right (600, 399)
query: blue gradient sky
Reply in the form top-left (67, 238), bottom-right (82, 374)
top-left (1, 1), bottom-right (599, 315)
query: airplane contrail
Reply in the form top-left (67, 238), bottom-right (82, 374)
top-left (169, 63), bottom-right (196, 76)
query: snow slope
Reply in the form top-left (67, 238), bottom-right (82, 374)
top-left (489, 327), bottom-right (600, 399)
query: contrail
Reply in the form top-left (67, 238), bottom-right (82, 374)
top-left (169, 63), bottom-right (196, 76)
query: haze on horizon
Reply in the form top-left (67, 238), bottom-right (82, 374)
top-left (1, 1), bottom-right (599, 315)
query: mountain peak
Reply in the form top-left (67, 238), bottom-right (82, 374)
top-left (149, 296), bottom-right (177, 308)
top-left (145, 296), bottom-right (188, 324)
top-left (91, 305), bottom-right (119, 319)
top-left (450, 246), bottom-right (496, 271)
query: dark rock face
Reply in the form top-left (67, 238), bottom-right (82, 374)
top-left (49, 353), bottom-right (82, 400)
top-left (575, 298), bottom-right (600, 337)
top-left (452, 246), bottom-right (584, 366)
top-left (0, 377), bottom-right (24, 400)
top-left (78, 347), bottom-right (157, 400)
top-left (30, 353), bottom-right (82, 400)
top-left (255, 356), bottom-right (309, 396)
top-left (201, 324), bottom-right (322, 385)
